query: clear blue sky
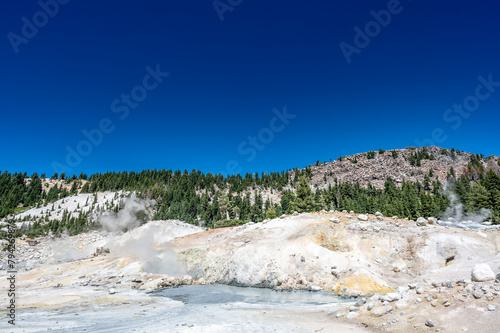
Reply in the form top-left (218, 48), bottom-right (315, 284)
top-left (1, 0), bottom-right (499, 177)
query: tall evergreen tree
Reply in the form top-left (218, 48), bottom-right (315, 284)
top-left (294, 176), bottom-right (314, 213)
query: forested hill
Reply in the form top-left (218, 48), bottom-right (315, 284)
top-left (1, 147), bottom-right (500, 236)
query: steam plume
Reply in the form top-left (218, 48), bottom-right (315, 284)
top-left (110, 224), bottom-right (188, 276)
top-left (97, 195), bottom-right (150, 232)
top-left (438, 191), bottom-right (494, 229)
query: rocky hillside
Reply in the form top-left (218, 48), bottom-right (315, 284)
top-left (296, 146), bottom-right (499, 190)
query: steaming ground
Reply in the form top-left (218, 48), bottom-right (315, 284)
top-left (1, 209), bottom-right (500, 331)
top-left (0, 218), bottom-right (373, 332)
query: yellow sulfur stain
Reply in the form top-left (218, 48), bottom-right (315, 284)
top-left (332, 273), bottom-right (394, 295)
top-left (304, 225), bottom-right (350, 252)
top-left (379, 249), bottom-right (388, 256)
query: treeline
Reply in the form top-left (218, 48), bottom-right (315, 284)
top-left (83, 168), bottom-right (500, 225)
top-left (1, 150), bottom-right (500, 237)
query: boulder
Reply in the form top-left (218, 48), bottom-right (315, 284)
top-left (358, 214), bottom-right (368, 221)
top-left (472, 289), bottom-right (484, 299)
top-left (395, 299), bottom-right (409, 309)
top-left (471, 264), bottom-right (496, 282)
top-left (139, 278), bottom-right (166, 291)
top-left (370, 305), bottom-right (392, 317)
top-left (94, 247), bottom-right (110, 256)
top-left (375, 211), bottom-right (383, 217)
top-left (178, 275), bottom-right (194, 285)
top-left (381, 292), bottom-right (401, 302)
top-left (428, 217), bottom-right (438, 225)
top-left (355, 298), bottom-right (367, 307)
top-left (416, 217), bottom-right (428, 226)
top-left (425, 319), bottom-right (437, 328)
top-left (330, 218), bottom-right (340, 223)
top-left (366, 302), bottom-right (375, 311)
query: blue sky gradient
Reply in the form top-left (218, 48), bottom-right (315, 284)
top-left (1, 0), bottom-right (499, 177)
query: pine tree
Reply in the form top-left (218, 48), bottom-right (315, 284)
top-left (218, 193), bottom-right (231, 220)
top-left (265, 206), bottom-right (276, 219)
top-left (294, 176), bottom-right (314, 213)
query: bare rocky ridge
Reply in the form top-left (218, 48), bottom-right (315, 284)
top-left (295, 146), bottom-right (499, 190)
top-left (231, 146), bottom-right (499, 206)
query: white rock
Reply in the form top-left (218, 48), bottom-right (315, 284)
top-left (397, 286), bottom-right (409, 293)
top-left (310, 285), bottom-right (321, 292)
top-left (488, 305), bottom-right (496, 311)
top-left (370, 305), bottom-right (392, 317)
top-left (345, 312), bottom-right (358, 319)
top-left (358, 214), bottom-right (368, 221)
top-left (355, 298), bottom-right (367, 307)
top-left (382, 292), bottom-right (402, 302)
top-left (395, 299), bottom-right (409, 309)
top-left (425, 319), bottom-right (437, 328)
top-left (416, 217), bottom-right (428, 226)
top-left (472, 290), bottom-right (484, 299)
top-left (330, 218), bottom-right (340, 223)
top-left (471, 264), bottom-right (496, 282)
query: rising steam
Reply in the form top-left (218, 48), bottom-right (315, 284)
top-left (109, 224), bottom-right (188, 276)
top-left (438, 191), bottom-right (494, 229)
top-left (97, 195), bottom-right (151, 232)
top-left (96, 195), bottom-right (191, 276)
